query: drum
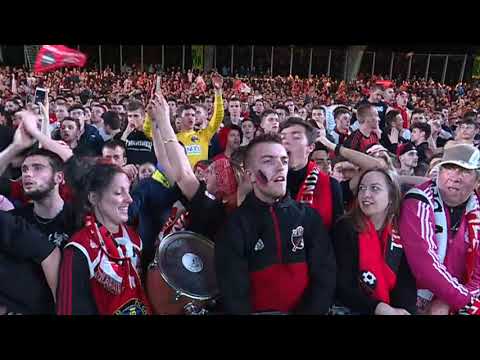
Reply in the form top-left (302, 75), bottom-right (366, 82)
top-left (146, 231), bottom-right (218, 315)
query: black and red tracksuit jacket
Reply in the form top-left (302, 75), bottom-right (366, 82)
top-left (215, 192), bottom-right (336, 314)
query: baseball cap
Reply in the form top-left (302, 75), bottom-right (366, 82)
top-left (396, 142), bottom-right (417, 158)
top-left (437, 144), bottom-right (480, 170)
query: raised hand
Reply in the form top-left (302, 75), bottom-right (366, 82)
top-left (122, 164), bottom-right (139, 181)
top-left (17, 111), bottom-right (41, 138)
top-left (211, 72), bottom-right (223, 90)
top-left (148, 93), bottom-right (170, 125)
top-left (317, 135), bottom-right (335, 152)
top-left (13, 122), bottom-right (36, 150)
top-left (388, 127), bottom-right (399, 144)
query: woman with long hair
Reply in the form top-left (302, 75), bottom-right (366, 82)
top-left (56, 163), bottom-right (151, 315)
top-left (331, 168), bottom-right (417, 315)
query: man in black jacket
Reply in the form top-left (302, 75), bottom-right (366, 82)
top-left (215, 134), bottom-right (336, 314)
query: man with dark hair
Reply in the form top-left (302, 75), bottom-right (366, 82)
top-left (166, 97), bottom-right (178, 120)
top-left (90, 103), bottom-right (106, 133)
top-left (329, 107), bottom-right (352, 145)
top-left (102, 139), bottom-right (139, 181)
top-left (311, 106), bottom-right (326, 130)
top-left (280, 117), bottom-right (344, 232)
top-left (356, 84), bottom-right (389, 129)
top-left (9, 148), bottom-right (75, 249)
top-left (411, 108), bottom-right (427, 125)
top-left (260, 109), bottom-right (280, 134)
top-left (396, 143), bottom-right (419, 176)
top-left (67, 104), bottom-right (104, 156)
top-left (274, 104), bottom-right (289, 124)
top-left (213, 125), bottom-right (242, 162)
top-left (446, 118), bottom-right (479, 148)
top-left (102, 111), bottom-right (121, 141)
top-left (224, 97), bottom-right (243, 127)
top-left (411, 122), bottom-right (432, 166)
top-left (381, 109), bottom-right (408, 154)
top-left (310, 142), bottom-right (331, 174)
top-left (250, 99), bottom-right (265, 125)
top-left (116, 100), bottom-right (156, 166)
top-left (284, 98), bottom-right (296, 116)
top-left (216, 133), bottom-right (336, 314)
top-left (111, 103), bottom-right (125, 115)
top-left (393, 90), bottom-right (411, 130)
top-left (344, 104), bottom-right (380, 153)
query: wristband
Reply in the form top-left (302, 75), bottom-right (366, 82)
top-left (335, 143), bottom-right (342, 156)
top-left (163, 138), bottom-right (177, 144)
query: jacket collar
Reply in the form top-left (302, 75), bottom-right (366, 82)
top-left (244, 191), bottom-right (295, 209)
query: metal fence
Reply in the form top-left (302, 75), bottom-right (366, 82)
top-left (49, 45), bottom-right (473, 84)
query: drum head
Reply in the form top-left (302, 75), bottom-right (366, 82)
top-left (156, 231), bottom-right (218, 300)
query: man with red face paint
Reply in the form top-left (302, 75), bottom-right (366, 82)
top-left (215, 133), bottom-right (336, 314)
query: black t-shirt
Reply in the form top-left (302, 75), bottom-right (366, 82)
top-left (287, 166), bottom-right (308, 198)
top-left (118, 130), bottom-right (157, 166)
top-left (10, 203), bottom-right (76, 249)
top-left (182, 182), bottom-right (226, 241)
top-left (447, 201), bottom-right (468, 234)
top-left (0, 212), bottom-right (56, 314)
top-left (0, 125), bottom-right (14, 152)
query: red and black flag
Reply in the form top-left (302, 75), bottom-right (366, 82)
top-left (34, 45), bottom-right (87, 73)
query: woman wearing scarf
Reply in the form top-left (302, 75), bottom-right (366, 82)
top-left (332, 168), bottom-right (417, 315)
top-left (56, 163), bottom-right (151, 315)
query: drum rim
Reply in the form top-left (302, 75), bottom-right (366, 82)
top-left (156, 231), bottom-right (218, 300)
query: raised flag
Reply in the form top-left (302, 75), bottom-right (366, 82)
top-left (34, 45), bottom-right (87, 73)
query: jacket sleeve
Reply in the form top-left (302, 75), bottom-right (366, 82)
top-left (390, 254), bottom-right (418, 314)
top-left (201, 94), bottom-right (224, 142)
top-left (214, 214), bottom-right (252, 314)
top-left (294, 208), bottom-right (336, 314)
top-left (56, 246), bottom-right (98, 315)
top-left (332, 218), bottom-right (380, 314)
top-left (329, 177), bottom-right (344, 229)
top-left (399, 197), bottom-right (473, 311)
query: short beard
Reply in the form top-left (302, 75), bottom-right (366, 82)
top-left (24, 179), bottom-right (56, 201)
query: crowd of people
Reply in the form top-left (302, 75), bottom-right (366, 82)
top-left (1, 62), bottom-right (480, 315)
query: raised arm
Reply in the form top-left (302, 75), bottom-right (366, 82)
top-left (20, 110), bottom-right (73, 162)
top-left (318, 135), bottom-right (386, 171)
top-left (147, 102), bottom-right (175, 185)
top-left (201, 73), bottom-right (225, 140)
top-left (149, 93), bottom-right (200, 201)
top-left (0, 123), bottom-right (35, 177)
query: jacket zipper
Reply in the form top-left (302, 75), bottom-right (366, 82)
top-left (269, 206), bottom-right (283, 263)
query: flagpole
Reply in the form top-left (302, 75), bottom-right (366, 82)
top-left (120, 45), bottom-right (123, 72)
top-left (98, 45), bottom-right (102, 72)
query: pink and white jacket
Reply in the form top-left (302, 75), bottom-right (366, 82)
top-left (399, 180), bottom-right (480, 311)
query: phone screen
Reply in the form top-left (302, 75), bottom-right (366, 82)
top-left (34, 88), bottom-right (46, 105)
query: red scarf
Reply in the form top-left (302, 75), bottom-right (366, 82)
top-left (296, 161), bottom-right (333, 230)
top-left (84, 215), bottom-right (152, 315)
top-left (393, 105), bottom-right (409, 129)
top-left (358, 218), bottom-right (402, 304)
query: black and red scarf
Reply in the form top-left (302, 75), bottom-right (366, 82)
top-left (296, 161), bottom-right (333, 230)
top-left (357, 218), bottom-right (403, 304)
